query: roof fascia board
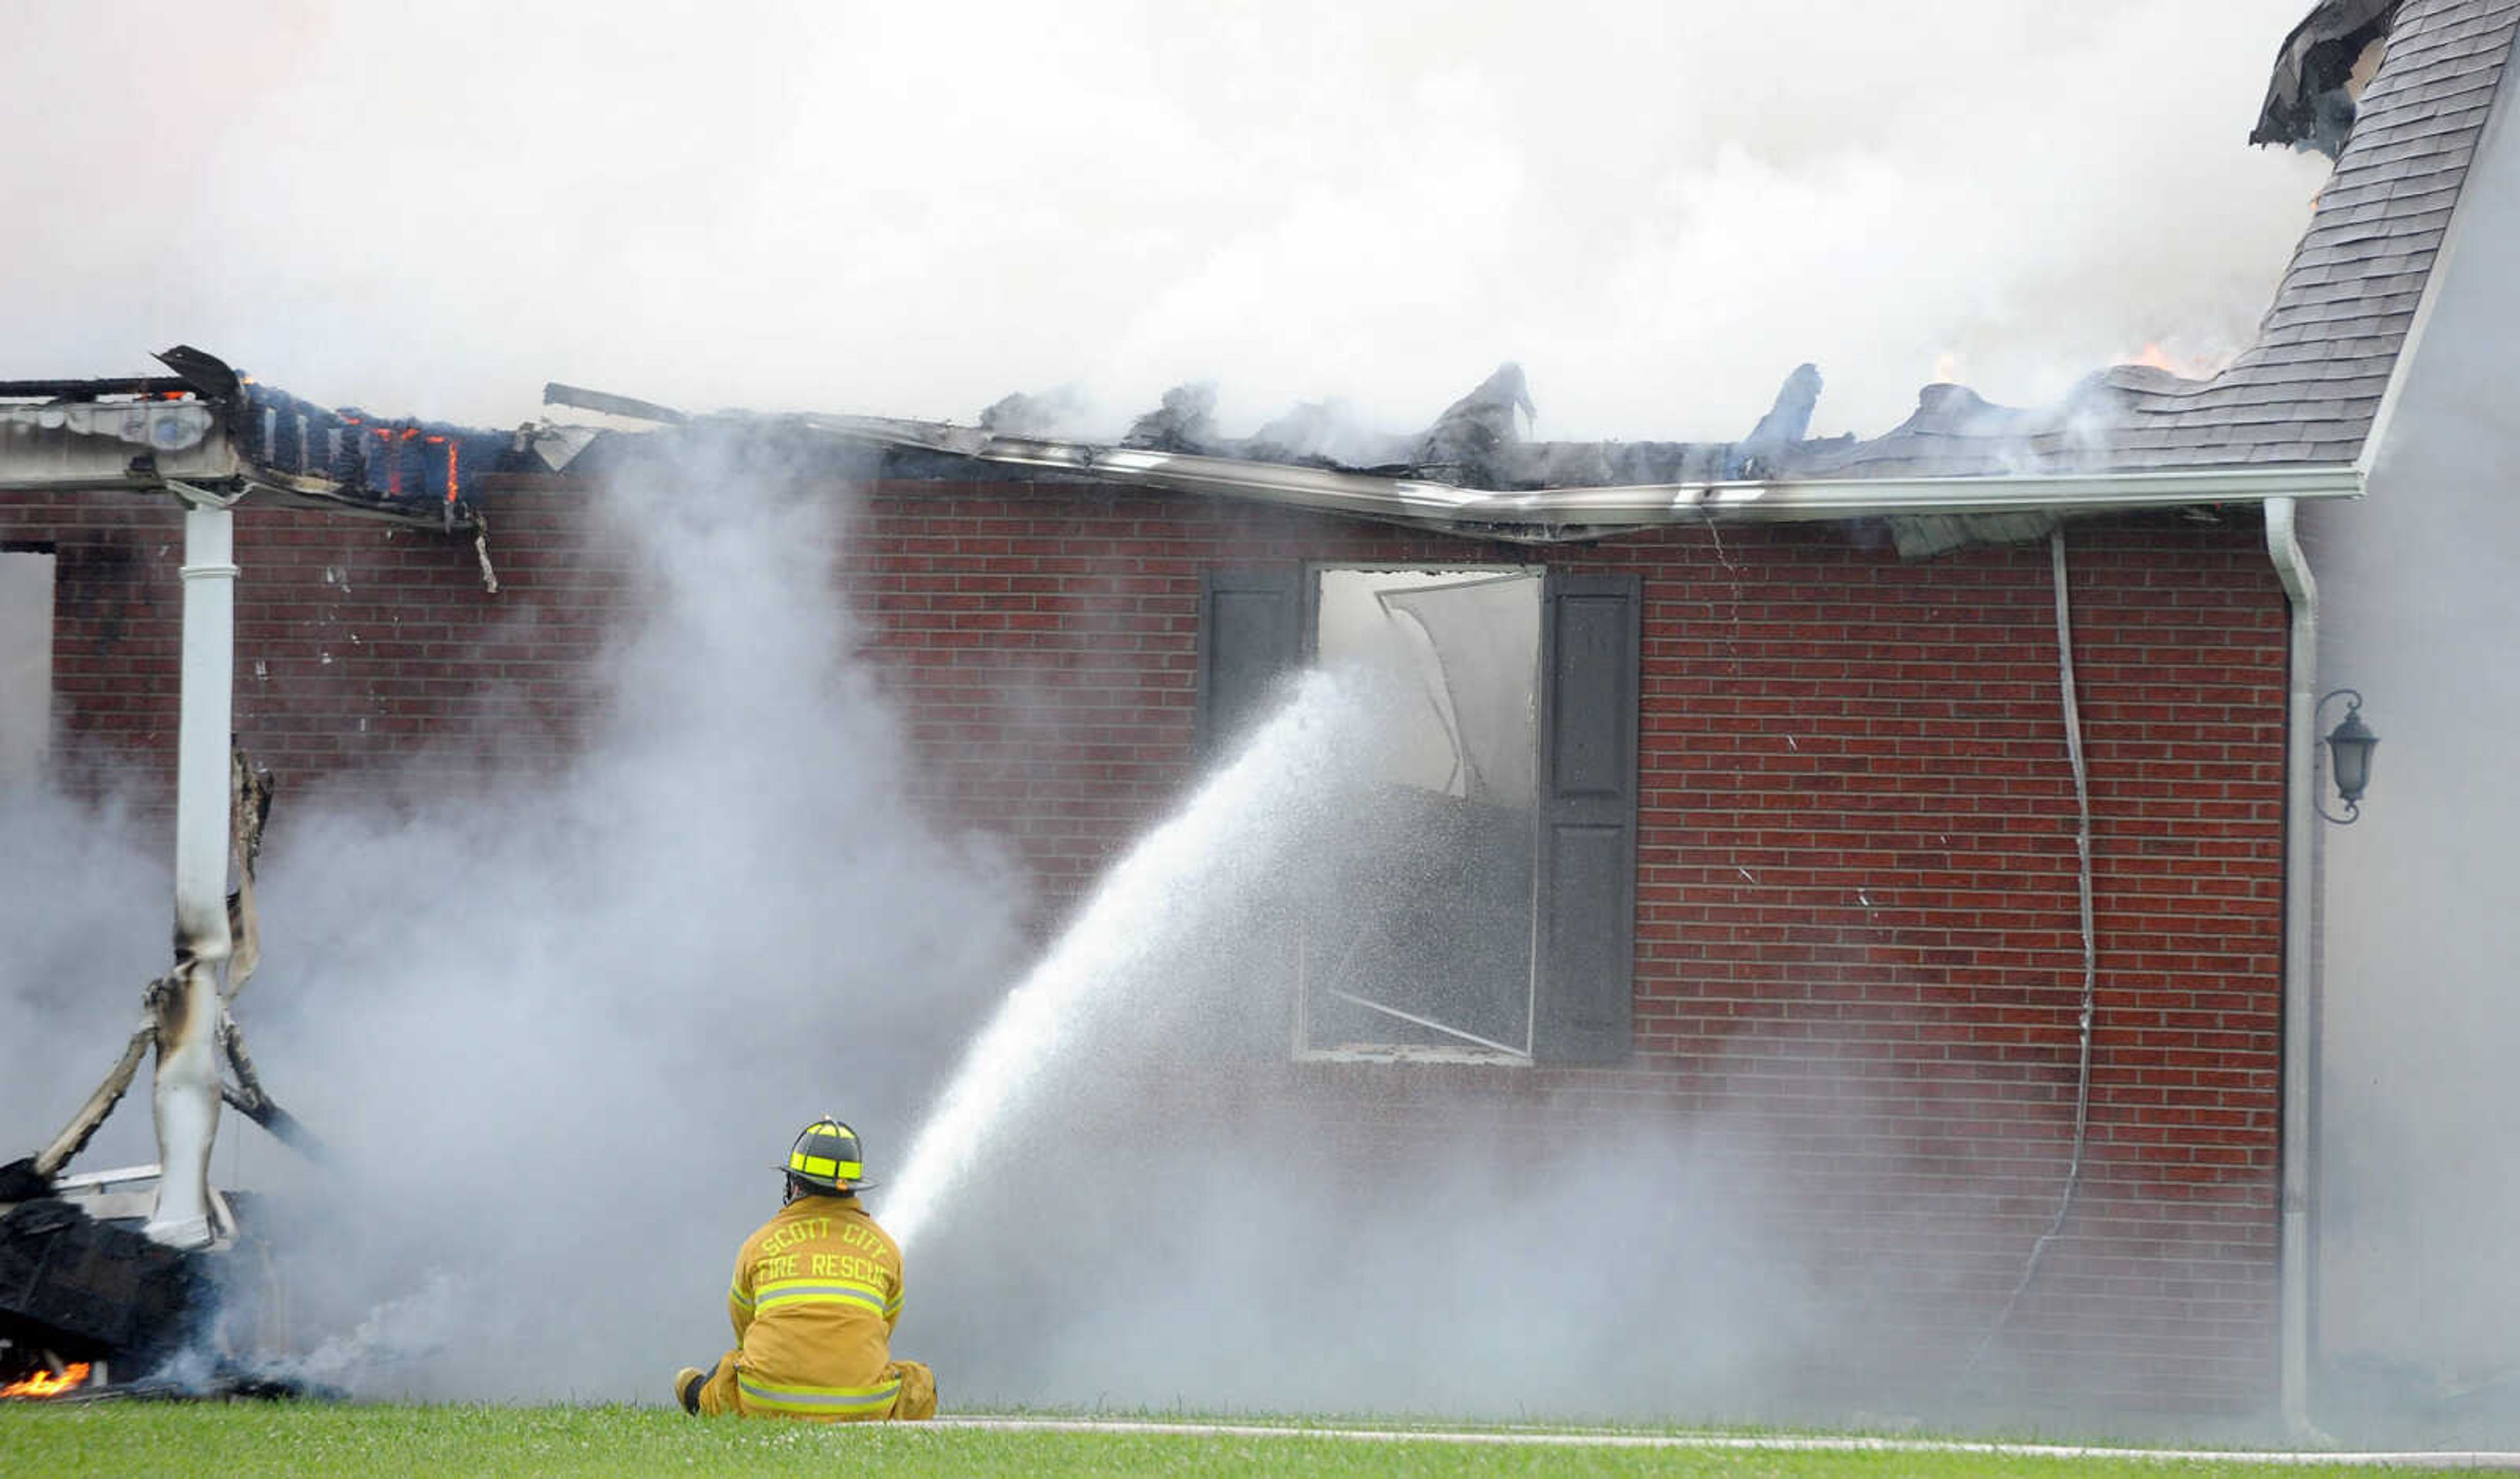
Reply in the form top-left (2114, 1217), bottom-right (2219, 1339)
top-left (2357, 35), bottom-right (2520, 478)
top-left (0, 406), bottom-right (241, 491)
top-left (1465, 464), bottom-right (2367, 522)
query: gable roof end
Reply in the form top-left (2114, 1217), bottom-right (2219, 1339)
top-left (2119, 0), bottom-right (2520, 471)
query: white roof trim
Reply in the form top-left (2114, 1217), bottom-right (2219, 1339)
top-left (0, 399), bottom-right (2370, 537)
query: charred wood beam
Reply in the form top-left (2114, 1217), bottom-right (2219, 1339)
top-left (213, 745), bottom-right (322, 1161)
top-left (473, 510), bottom-right (501, 594)
top-left (216, 1087), bottom-right (322, 1162)
top-left (30, 1020), bottom-right (156, 1182)
top-left (216, 1014), bottom-right (324, 1163)
top-left (223, 747), bottom-right (274, 1004)
top-left (9, 743), bottom-right (324, 1196)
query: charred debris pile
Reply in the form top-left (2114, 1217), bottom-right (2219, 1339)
top-left (0, 748), bottom-right (322, 1402)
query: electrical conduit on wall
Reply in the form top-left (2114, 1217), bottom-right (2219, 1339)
top-left (1960, 528), bottom-right (2099, 1377)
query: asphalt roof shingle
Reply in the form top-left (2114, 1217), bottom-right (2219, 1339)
top-left (2106, 0), bottom-right (2520, 470)
top-left (1746, 0), bottom-right (2520, 484)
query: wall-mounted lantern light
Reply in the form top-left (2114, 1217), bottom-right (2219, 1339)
top-left (2317, 688), bottom-right (2379, 825)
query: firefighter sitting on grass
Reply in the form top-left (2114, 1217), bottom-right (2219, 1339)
top-left (674, 1117), bottom-right (938, 1421)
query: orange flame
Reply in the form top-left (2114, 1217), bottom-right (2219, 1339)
top-left (2122, 340), bottom-right (2231, 379)
top-left (1, 1362), bottom-right (92, 1399)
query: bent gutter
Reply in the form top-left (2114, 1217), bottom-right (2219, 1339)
top-left (0, 403), bottom-right (476, 529)
top-left (812, 415), bottom-right (2364, 535)
top-left (2265, 496), bottom-right (2319, 1440)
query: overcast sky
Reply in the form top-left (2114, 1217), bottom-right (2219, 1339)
top-left (5, 1), bottom-right (2329, 443)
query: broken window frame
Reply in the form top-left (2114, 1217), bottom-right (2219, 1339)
top-left (1196, 561), bottom-right (1639, 1069)
top-left (1295, 562), bottom-right (1547, 1066)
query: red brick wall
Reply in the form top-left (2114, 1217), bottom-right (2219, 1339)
top-left (2, 476), bottom-right (2288, 1414)
top-left (5, 487), bottom-right (620, 805)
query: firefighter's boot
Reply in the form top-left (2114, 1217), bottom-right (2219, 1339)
top-left (673, 1366), bottom-right (706, 1415)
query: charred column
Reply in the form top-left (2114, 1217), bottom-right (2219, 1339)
top-left (145, 495), bottom-right (237, 1249)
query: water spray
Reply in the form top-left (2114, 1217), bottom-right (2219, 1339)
top-left (883, 671), bottom-right (1368, 1250)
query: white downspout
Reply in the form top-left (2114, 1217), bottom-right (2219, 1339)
top-left (144, 491), bottom-right (238, 1249)
top-left (2264, 495), bottom-right (2318, 1439)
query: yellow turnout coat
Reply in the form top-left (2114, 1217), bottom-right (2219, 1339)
top-left (694, 1194), bottom-right (936, 1421)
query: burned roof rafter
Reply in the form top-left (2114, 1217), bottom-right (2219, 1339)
top-left (0, 346), bottom-right (562, 533)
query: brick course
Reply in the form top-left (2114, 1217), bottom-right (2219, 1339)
top-left (0, 476), bottom-right (2288, 1415)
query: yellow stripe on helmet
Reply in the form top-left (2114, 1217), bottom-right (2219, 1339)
top-left (788, 1152), bottom-right (862, 1181)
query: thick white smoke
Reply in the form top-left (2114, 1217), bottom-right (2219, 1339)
top-left (0, 787), bottom-right (169, 1171)
top-left (0, 446), bottom-right (1034, 1400)
top-left (4, 3), bottom-right (2324, 440)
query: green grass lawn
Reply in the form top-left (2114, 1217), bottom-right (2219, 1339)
top-left (0, 1405), bottom-right (2497, 1477)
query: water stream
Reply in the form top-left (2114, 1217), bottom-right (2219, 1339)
top-left (882, 671), bottom-right (1366, 1249)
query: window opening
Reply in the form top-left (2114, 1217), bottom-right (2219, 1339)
top-left (1300, 566), bottom-right (1542, 1062)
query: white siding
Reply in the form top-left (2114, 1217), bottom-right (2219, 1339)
top-left (2305, 58), bottom-right (2520, 1387)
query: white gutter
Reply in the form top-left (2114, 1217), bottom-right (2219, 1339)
top-left (144, 487), bottom-right (240, 1249)
top-left (810, 413), bottom-right (2364, 533)
top-left (2264, 495), bottom-right (2319, 1440)
top-left (0, 400), bottom-right (237, 491)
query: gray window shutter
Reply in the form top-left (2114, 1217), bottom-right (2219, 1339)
top-left (1196, 566), bottom-right (1303, 762)
top-left (1195, 565), bottom-right (1307, 1058)
top-left (1532, 571), bottom-right (1640, 1064)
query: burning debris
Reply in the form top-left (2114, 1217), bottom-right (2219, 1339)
top-left (1, 1362), bottom-right (91, 1400)
top-left (0, 1179), bottom-right (211, 1398)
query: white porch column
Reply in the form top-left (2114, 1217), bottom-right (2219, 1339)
top-left (144, 498), bottom-right (236, 1249)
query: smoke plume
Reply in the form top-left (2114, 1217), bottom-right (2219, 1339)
top-left (3, 2), bottom-right (2325, 440)
top-left (0, 445), bottom-right (1032, 1399)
